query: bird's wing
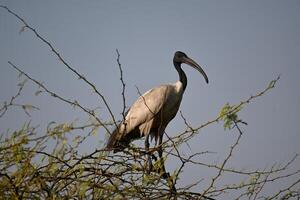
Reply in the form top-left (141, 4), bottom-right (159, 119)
top-left (120, 85), bottom-right (170, 134)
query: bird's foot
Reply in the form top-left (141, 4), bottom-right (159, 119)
top-left (146, 155), bottom-right (153, 174)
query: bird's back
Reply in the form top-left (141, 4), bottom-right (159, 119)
top-left (106, 82), bottom-right (184, 151)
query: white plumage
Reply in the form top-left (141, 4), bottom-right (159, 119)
top-left (106, 51), bottom-right (208, 152)
top-left (119, 81), bottom-right (183, 143)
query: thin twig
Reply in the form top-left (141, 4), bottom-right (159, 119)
top-left (201, 121), bottom-right (244, 198)
top-left (7, 61), bottom-right (111, 134)
top-left (115, 49), bottom-right (127, 122)
top-left (0, 5), bottom-right (117, 128)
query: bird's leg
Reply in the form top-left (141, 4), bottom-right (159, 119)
top-left (158, 134), bottom-right (177, 193)
top-left (157, 134), bottom-right (167, 177)
top-left (145, 134), bottom-right (152, 174)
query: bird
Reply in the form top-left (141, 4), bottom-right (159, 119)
top-left (106, 51), bottom-right (208, 160)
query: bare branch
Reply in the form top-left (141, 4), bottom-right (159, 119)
top-left (7, 61), bottom-right (112, 134)
top-left (115, 49), bottom-right (127, 122)
top-left (0, 5), bottom-right (117, 128)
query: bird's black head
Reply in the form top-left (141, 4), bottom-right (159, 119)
top-left (173, 51), bottom-right (209, 84)
top-left (173, 51), bottom-right (188, 64)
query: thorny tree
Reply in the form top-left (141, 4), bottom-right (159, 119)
top-left (0, 6), bottom-right (299, 200)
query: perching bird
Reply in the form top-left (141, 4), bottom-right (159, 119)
top-left (106, 51), bottom-right (208, 154)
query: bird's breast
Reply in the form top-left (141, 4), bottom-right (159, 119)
top-left (160, 82), bottom-right (184, 123)
top-left (174, 81), bottom-right (184, 94)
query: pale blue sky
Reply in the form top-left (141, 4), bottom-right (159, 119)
top-left (1, 1), bottom-right (300, 198)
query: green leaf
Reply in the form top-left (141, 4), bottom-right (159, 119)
top-left (35, 90), bottom-right (43, 96)
top-left (17, 79), bottom-right (27, 87)
top-left (219, 103), bottom-right (242, 130)
top-left (18, 72), bottom-right (23, 78)
top-left (19, 25), bottom-right (27, 34)
top-left (268, 80), bottom-right (276, 88)
top-left (49, 163), bottom-right (58, 174)
top-left (41, 155), bottom-right (46, 162)
top-left (79, 182), bottom-right (89, 197)
top-left (91, 125), bottom-right (99, 136)
top-left (219, 103), bottom-right (230, 119)
top-left (22, 104), bottom-right (34, 110)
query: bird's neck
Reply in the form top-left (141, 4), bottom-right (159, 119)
top-left (174, 62), bottom-right (187, 91)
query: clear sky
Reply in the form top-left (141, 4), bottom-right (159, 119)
top-left (1, 0), bottom-right (300, 198)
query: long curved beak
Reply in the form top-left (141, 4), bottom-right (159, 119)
top-left (182, 57), bottom-right (209, 84)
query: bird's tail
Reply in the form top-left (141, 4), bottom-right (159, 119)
top-left (106, 126), bottom-right (127, 152)
top-left (106, 127), bottom-right (119, 149)
top-left (106, 121), bottom-right (141, 152)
